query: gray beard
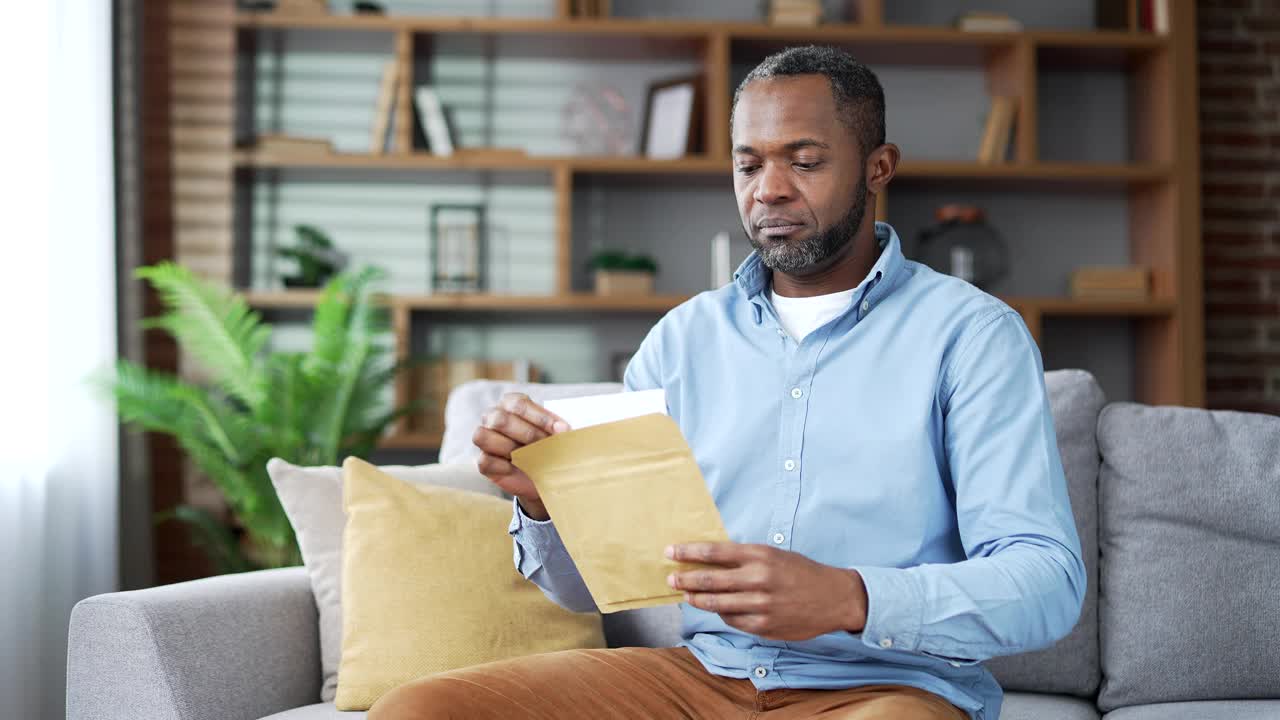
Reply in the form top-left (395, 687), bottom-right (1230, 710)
top-left (747, 180), bottom-right (868, 274)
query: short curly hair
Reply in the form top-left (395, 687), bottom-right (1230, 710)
top-left (731, 45), bottom-right (886, 158)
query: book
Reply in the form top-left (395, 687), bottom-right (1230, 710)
top-left (977, 95), bottom-right (1017, 164)
top-left (1070, 267), bottom-right (1150, 300)
top-left (769, 0), bottom-right (822, 25)
top-left (414, 86), bottom-right (455, 157)
top-left (955, 11), bottom-right (1024, 32)
top-left (1152, 0), bottom-right (1169, 34)
top-left (254, 134), bottom-right (334, 155)
top-left (273, 0), bottom-right (328, 14)
top-left (1136, 0), bottom-right (1170, 32)
top-left (769, 10), bottom-right (823, 26)
top-left (369, 60), bottom-right (399, 155)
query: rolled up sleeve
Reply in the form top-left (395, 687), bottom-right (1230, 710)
top-left (509, 497), bottom-right (598, 613)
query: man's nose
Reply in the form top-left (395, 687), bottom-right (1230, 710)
top-left (752, 162), bottom-right (792, 205)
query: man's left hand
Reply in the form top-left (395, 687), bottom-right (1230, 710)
top-left (666, 542), bottom-right (868, 641)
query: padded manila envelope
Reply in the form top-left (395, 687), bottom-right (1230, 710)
top-left (511, 413), bottom-right (729, 613)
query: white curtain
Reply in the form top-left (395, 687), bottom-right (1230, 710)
top-left (0, 1), bottom-right (119, 718)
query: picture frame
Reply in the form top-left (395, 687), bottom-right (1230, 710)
top-left (639, 74), bottom-right (703, 160)
top-left (429, 204), bottom-right (487, 293)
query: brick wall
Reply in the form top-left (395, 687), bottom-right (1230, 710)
top-left (1199, 0), bottom-right (1280, 414)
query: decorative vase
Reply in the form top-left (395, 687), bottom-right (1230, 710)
top-left (915, 204), bottom-right (1008, 290)
top-left (594, 270), bottom-right (654, 296)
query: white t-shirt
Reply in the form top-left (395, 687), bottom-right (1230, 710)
top-left (770, 287), bottom-right (858, 342)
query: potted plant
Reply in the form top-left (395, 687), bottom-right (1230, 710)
top-left (588, 250), bottom-right (659, 296)
top-left (278, 224), bottom-right (348, 289)
top-left (102, 263), bottom-right (411, 572)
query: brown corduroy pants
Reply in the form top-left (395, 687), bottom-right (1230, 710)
top-left (368, 647), bottom-right (969, 720)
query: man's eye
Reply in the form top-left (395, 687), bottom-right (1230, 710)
top-left (736, 165), bottom-right (759, 174)
top-left (794, 162), bottom-right (821, 170)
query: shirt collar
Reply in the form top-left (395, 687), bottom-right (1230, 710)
top-left (734, 221), bottom-right (907, 319)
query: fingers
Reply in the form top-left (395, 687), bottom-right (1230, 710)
top-left (475, 453), bottom-right (537, 497)
top-left (666, 542), bottom-right (761, 566)
top-left (682, 592), bottom-right (769, 615)
top-left (478, 408), bottom-right (550, 448)
top-left (667, 566), bottom-right (760, 593)
top-left (472, 426), bottom-right (520, 460)
top-left (499, 393), bottom-right (570, 434)
top-left (475, 452), bottom-right (517, 478)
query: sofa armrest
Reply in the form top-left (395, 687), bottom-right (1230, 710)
top-left (67, 566), bottom-right (320, 720)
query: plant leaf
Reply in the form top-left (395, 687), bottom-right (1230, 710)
top-left (136, 262), bottom-right (270, 408)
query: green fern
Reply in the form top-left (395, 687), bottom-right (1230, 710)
top-left (101, 264), bottom-right (405, 572)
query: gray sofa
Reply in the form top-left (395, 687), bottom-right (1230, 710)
top-left (67, 370), bottom-right (1280, 720)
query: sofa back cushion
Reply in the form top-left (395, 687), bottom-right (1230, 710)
top-left (985, 369), bottom-right (1105, 697)
top-left (1096, 403), bottom-right (1280, 711)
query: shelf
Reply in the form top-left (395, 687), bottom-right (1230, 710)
top-left (378, 431), bottom-right (443, 450)
top-left (894, 161), bottom-right (1170, 185)
top-left (234, 150), bottom-right (1168, 185)
top-left (232, 149), bottom-right (725, 174)
top-left (245, 290), bottom-right (690, 313)
top-left (233, 13), bottom-right (1164, 52)
top-left (247, 290), bottom-right (1175, 318)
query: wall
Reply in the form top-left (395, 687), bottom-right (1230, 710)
top-left (1198, 0), bottom-right (1280, 414)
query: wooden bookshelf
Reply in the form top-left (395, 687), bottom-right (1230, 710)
top-left (234, 150), bottom-right (1169, 186)
top-left (245, 290), bottom-right (692, 313)
top-left (233, 12), bottom-right (1162, 47)
top-left (224, 1), bottom-right (1202, 409)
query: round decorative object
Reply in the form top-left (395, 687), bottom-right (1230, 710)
top-left (560, 83), bottom-right (633, 156)
top-left (915, 204), bottom-right (1008, 290)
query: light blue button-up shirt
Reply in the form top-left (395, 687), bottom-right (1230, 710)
top-left (509, 222), bottom-right (1086, 720)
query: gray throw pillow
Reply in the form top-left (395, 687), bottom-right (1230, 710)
top-left (1096, 403), bottom-right (1280, 711)
top-left (986, 369), bottom-right (1105, 696)
top-left (267, 457), bottom-right (501, 703)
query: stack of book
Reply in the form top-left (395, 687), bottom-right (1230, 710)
top-left (272, 0), bottom-right (328, 15)
top-left (407, 358), bottom-right (542, 436)
top-left (768, 0), bottom-right (823, 26)
top-left (954, 11), bottom-right (1023, 32)
top-left (1069, 267), bottom-right (1150, 301)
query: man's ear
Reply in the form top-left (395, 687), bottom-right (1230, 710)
top-left (865, 143), bottom-right (900, 195)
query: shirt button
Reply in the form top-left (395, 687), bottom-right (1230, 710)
top-left (879, 638), bottom-right (893, 649)
top-left (783, 459), bottom-right (796, 472)
top-left (772, 532), bottom-right (785, 544)
top-left (754, 666), bottom-right (768, 678)
top-left (790, 387), bottom-right (803, 399)
top-left (777, 328), bottom-right (786, 337)
top-left (861, 300), bottom-right (871, 313)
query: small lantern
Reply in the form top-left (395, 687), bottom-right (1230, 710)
top-left (429, 204), bottom-right (487, 293)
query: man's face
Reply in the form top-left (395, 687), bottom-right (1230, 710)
top-left (732, 75), bottom-right (868, 275)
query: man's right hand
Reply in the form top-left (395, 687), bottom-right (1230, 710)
top-left (471, 392), bottom-right (569, 521)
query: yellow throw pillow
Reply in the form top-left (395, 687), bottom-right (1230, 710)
top-left (335, 457), bottom-right (606, 710)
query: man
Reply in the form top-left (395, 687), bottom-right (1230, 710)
top-left (372, 45), bottom-right (1085, 720)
